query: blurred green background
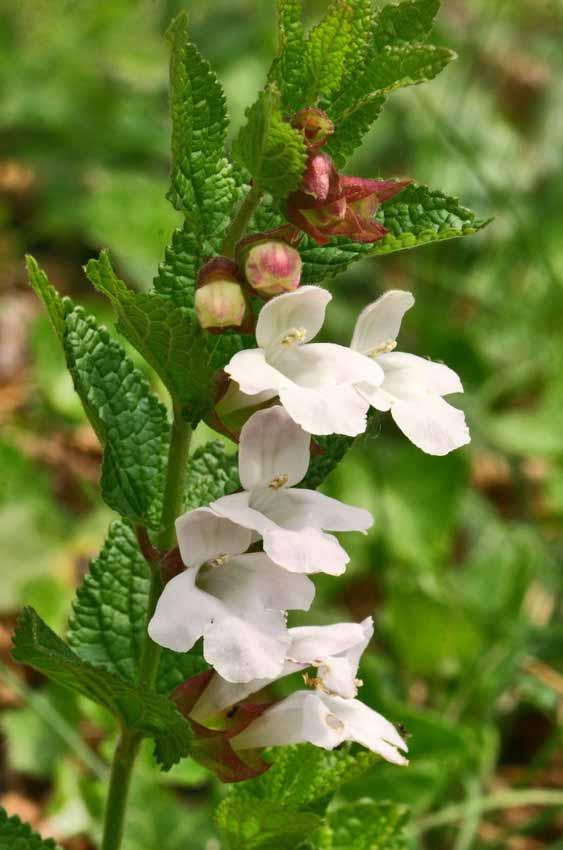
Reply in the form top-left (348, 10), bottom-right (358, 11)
top-left (0, 1), bottom-right (562, 848)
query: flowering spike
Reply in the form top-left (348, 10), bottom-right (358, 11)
top-left (291, 108), bottom-right (335, 149)
top-left (195, 257), bottom-right (252, 333)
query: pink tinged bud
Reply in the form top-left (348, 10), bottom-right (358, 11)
top-left (301, 152), bottom-right (339, 201)
top-left (195, 256), bottom-right (251, 333)
top-left (292, 108), bottom-right (335, 148)
top-left (244, 240), bottom-right (302, 297)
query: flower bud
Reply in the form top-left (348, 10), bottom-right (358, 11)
top-left (195, 257), bottom-right (251, 333)
top-left (243, 240), bottom-right (302, 297)
top-left (291, 108), bottom-right (334, 148)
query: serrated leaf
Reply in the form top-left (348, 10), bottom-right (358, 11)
top-left (270, 0), bottom-right (307, 112)
top-left (373, 0), bottom-right (440, 51)
top-left (184, 441), bottom-right (240, 511)
top-left (216, 798), bottom-right (321, 850)
top-left (153, 221), bottom-right (202, 309)
top-left (68, 521), bottom-right (208, 695)
top-left (325, 96), bottom-right (386, 168)
top-left (304, 0), bottom-right (353, 101)
top-left (327, 44), bottom-right (455, 164)
top-left (329, 800), bottom-right (409, 850)
top-left (0, 807), bottom-right (59, 850)
top-left (86, 252), bottom-right (213, 425)
top-left (167, 12), bottom-right (235, 245)
top-left (27, 259), bottom-right (170, 526)
top-left (230, 743), bottom-right (378, 809)
top-left (234, 87), bottom-right (307, 197)
top-left (339, 0), bottom-right (377, 87)
top-left (25, 256), bottom-right (65, 341)
top-left (300, 183), bottom-right (491, 280)
top-left (301, 414), bottom-right (381, 490)
top-left (11, 608), bottom-right (192, 770)
top-left (63, 306), bottom-right (169, 525)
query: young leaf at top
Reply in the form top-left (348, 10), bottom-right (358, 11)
top-left (269, 0), bottom-right (307, 112)
top-left (154, 12), bottom-right (235, 308)
top-left (12, 608), bottom-right (192, 770)
top-left (86, 251), bottom-right (214, 426)
top-left (27, 258), bottom-right (169, 526)
top-left (0, 807), bottom-right (59, 850)
top-left (303, 0), bottom-right (354, 102)
top-left (373, 0), bottom-right (441, 50)
top-left (68, 522), bottom-right (209, 695)
top-left (166, 12), bottom-right (235, 246)
top-left (300, 183), bottom-right (491, 281)
top-left (234, 86), bottom-right (307, 197)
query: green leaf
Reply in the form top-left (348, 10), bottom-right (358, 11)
top-left (216, 798), bottom-right (321, 850)
top-left (63, 306), bottom-right (169, 525)
top-left (0, 807), bottom-right (59, 850)
top-left (328, 799), bottom-right (409, 850)
top-left (68, 521), bottom-right (208, 695)
top-left (325, 96), bottom-right (386, 168)
top-left (229, 743), bottom-right (379, 809)
top-left (372, 0), bottom-right (441, 50)
top-left (11, 608), bottom-right (192, 769)
top-left (327, 44), bottom-right (455, 164)
top-left (25, 256), bottom-right (65, 341)
top-left (304, 0), bottom-right (353, 101)
top-left (270, 0), bottom-right (307, 112)
top-left (86, 251), bottom-right (214, 425)
top-left (184, 441), bottom-right (240, 511)
top-left (153, 222), bottom-right (202, 309)
top-left (234, 87), bottom-right (307, 197)
top-left (300, 184), bottom-right (491, 281)
top-left (166, 12), bottom-right (235, 246)
top-left (27, 259), bottom-right (170, 525)
top-left (339, 0), bottom-right (377, 87)
top-left (302, 414), bottom-right (381, 490)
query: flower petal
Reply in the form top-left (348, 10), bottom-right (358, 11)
top-left (263, 526), bottom-right (349, 575)
top-left (238, 406), bottom-right (310, 490)
top-left (225, 348), bottom-right (283, 397)
top-left (148, 567), bottom-right (223, 652)
top-left (211, 491), bottom-right (276, 537)
top-left (319, 694), bottom-right (409, 765)
top-left (378, 351), bottom-right (464, 399)
top-left (201, 552), bottom-right (315, 613)
top-left (287, 622), bottom-right (367, 663)
top-left (232, 691), bottom-right (340, 750)
top-left (276, 342), bottom-right (384, 388)
top-left (391, 395), bottom-right (470, 456)
top-left (280, 489), bottom-right (373, 533)
top-left (279, 381), bottom-right (370, 436)
top-left (351, 291), bottom-right (415, 355)
top-left (256, 286), bottom-right (331, 351)
top-left (175, 507), bottom-right (252, 569)
top-left (204, 608), bottom-right (290, 683)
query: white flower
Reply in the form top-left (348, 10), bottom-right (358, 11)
top-left (190, 619), bottom-right (372, 723)
top-left (224, 286), bottom-right (384, 437)
top-left (231, 690), bottom-right (408, 766)
top-left (148, 508), bottom-right (315, 683)
top-left (210, 406), bottom-right (373, 575)
top-left (351, 290), bottom-right (470, 456)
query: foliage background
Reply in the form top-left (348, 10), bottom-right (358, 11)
top-left (0, 1), bottom-right (561, 848)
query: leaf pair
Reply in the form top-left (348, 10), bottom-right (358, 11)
top-left (216, 743), bottom-right (409, 850)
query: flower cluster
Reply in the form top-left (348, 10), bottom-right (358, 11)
top-left (150, 109), bottom-right (470, 780)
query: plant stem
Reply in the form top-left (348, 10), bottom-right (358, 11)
top-left (100, 730), bottom-right (142, 850)
top-left (221, 183), bottom-right (263, 258)
top-left (100, 406), bottom-right (192, 850)
top-left (414, 788), bottom-right (563, 835)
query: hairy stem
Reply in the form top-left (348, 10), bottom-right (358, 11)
top-left (221, 183), bottom-right (263, 258)
top-left (414, 788), bottom-right (563, 835)
top-left (100, 406), bottom-right (192, 850)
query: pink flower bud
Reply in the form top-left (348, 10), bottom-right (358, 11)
top-left (195, 257), bottom-right (251, 333)
top-left (243, 240), bottom-right (302, 297)
top-left (195, 281), bottom-right (248, 331)
top-left (291, 108), bottom-right (334, 148)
